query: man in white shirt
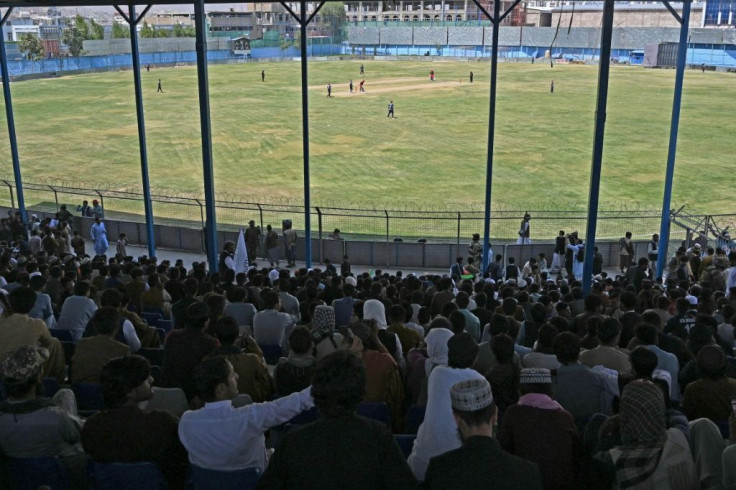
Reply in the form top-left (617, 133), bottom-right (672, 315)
top-left (178, 355), bottom-right (313, 472)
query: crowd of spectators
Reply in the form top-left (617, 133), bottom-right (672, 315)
top-left (1, 211), bottom-right (736, 489)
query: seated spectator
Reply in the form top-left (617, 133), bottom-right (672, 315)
top-left (351, 321), bottom-right (405, 432)
top-left (630, 324), bottom-right (681, 403)
top-left (681, 345), bottom-right (736, 423)
top-left (522, 324), bottom-right (561, 370)
top-left (274, 326), bottom-right (317, 397)
top-left (99, 289), bottom-right (158, 350)
top-left (159, 302), bottom-right (219, 400)
top-left (71, 307), bottom-right (130, 384)
top-left (257, 350), bottom-right (416, 488)
top-left (56, 280), bottom-right (98, 343)
top-left (408, 332), bottom-right (485, 480)
top-left (0, 346), bottom-right (88, 488)
top-left (424, 378), bottom-right (543, 489)
top-left (209, 316), bottom-right (274, 403)
top-left (140, 273), bottom-right (171, 318)
top-left (484, 334), bottom-right (520, 414)
top-left (311, 305), bottom-right (346, 361)
top-left (223, 286), bottom-right (257, 333)
top-left (28, 274), bottom-right (56, 329)
top-left (253, 289), bottom-right (296, 354)
top-left (171, 277), bottom-right (200, 329)
top-left (499, 368), bottom-right (581, 490)
top-left (82, 356), bottom-right (188, 490)
top-left (607, 381), bottom-right (697, 488)
top-left (579, 317), bottom-right (632, 375)
top-left (553, 332), bottom-right (617, 423)
top-left (0, 287), bottom-right (65, 381)
top-left (178, 355), bottom-right (313, 473)
top-left (388, 304), bottom-right (422, 355)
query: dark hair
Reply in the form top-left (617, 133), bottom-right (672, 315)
top-left (598, 317), bottom-right (622, 344)
top-left (449, 310), bottom-right (466, 334)
top-left (8, 287), bottom-right (37, 314)
top-left (289, 326), bottom-right (313, 355)
top-left (100, 288), bottom-right (123, 308)
top-left (489, 313), bottom-right (509, 336)
top-left (448, 332), bottom-right (479, 369)
top-left (635, 324), bottom-right (658, 346)
top-left (194, 356), bottom-right (232, 403)
top-left (387, 304), bottom-right (406, 323)
top-left (92, 306), bottom-right (121, 335)
top-left (536, 324), bottom-right (559, 352)
top-left (186, 302), bottom-right (210, 331)
top-left (214, 316), bottom-right (240, 345)
top-left (456, 292), bottom-right (470, 309)
top-left (74, 280), bottom-right (91, 297)
top-left (100, 355), bottom-right (151, 409)
top-left (311, 350), bottom-right (366, 417)
top-left (490, 334), bottom-right (515, 364)
top-left (263, 289), bottom-right (280, 310)
top-left (630, 346), bottom-right (658, 378)
top-left (553, 332), bottom-right (580, 364)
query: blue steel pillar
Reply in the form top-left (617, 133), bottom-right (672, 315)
top-left (657, 1), bottom-right (691, 279)
top-left (582, 0), bottom-right (615, 294)
top-left (0, 8), bottom-right (28, 226)
top-left (480, 0), bottom-right (500, 275)
top-left (299, 0), bottom-right (312, 268)
top-left (128, 4), bottom-right (156, 258)
top-left (194, 0), bottom-right (219, 271)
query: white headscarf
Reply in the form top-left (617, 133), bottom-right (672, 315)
top-left (424, 328), bottom-right (454, 378)
top-left (363, 299), bottom-right (387, 329)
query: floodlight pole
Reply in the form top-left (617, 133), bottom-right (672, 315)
top-left (115, 3), bottom-right (156, 258)
top-left (581, 0), bottom-right (615, 294)
top-left (470, 0), bottom-right (521, 274)
top-left (657, 1), bottom-right (691, 279)
top-left (194, 0), bottom-right (219, 271)
top-left (281, 0), bottom-right (326, 269)
top-left (0, 7), bottom-right (28, 227)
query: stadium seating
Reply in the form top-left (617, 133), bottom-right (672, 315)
top-left (394, 434), bottom-right (417, 459)
top-left (140, 312), bottom-right (164, 328)
top-left (72, 382), bottom-right (104, 411)
top-left (2, 456), bottom-right (69, 490)
top-left (139, 348), bottom-right (165, 367)
top-left (357, 402), bottom-right (391, 426)
top-left (42, 377), bottom-right (60, 398)
top-left (404, 404), bottom-right (426, 434)
top-left (49, 329), bottom-right (74, 342)
top-left (146, 387), bottom-right (189, 417)
top-left (91, 461), bottom-right (167, 490)
top-left (188, 465), bottom-right (261, 490)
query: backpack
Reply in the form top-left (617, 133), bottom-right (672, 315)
top-left (576, 246), bottom-right (584, 262)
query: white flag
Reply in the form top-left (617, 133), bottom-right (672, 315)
top-left (233, 228), bottom-right (249, 274)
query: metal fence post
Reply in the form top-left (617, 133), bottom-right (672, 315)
top-left (195, 198), bottom-right (205, 253)
top-left (2, 180), bottom-right (15, 210)
top-left (257, 203), bottom-right (264, 258)
top-left (385, 210), bottom-right (390, 267)
top-left (457, 212), bottom-right (461, 250)
top-left (316, 207), bottom-right (323, 264)
top-left (48, 185), bottom-right (58, 211)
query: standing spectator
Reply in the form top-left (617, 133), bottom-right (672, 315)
top-left (283, 222), bottom-right (297, 268)
top-left (517, 213), bottom-right (532, 244)
top-left (424, 378), bottom-right (543, 489)
top-left (245, 220), bottom-right (261, 265)
top-left (468, 233), bottom-right (482, 265)
top-left (387, 99), bottom-right (394, 118)
top-left (619, 231), bottom-right (634, 274)
top-left (91, 216), bottom-right (108, 257)
top-left (257, 350), bottom-right (416, 489)
top-left (116, 233), bottom-right (128, 258)
top-left (265, 224), bottom-right (279, 267)
top-left (71, 230), bottom-right (85, 257)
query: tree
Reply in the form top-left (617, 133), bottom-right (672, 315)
top-left (279, 39), bottom-right (292, 57)
top-left (61, 27), bottom-right (84, 57)
top-left (89, 19), bottom-right (105, 40)
top-left (319, 2), bottom-right (346, 39)
top-left (74, 14), bottom-right (90, 40)
top-left (172, 23), bottom-right (195, 38)
top-left (139, 21), bottom-right (155, 38)
top-left (18, 33), bottom-right (45, 61)
top-left (111, 21), bottom-right (130, 39)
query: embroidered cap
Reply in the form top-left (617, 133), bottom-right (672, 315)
top-left (450, 378), bottom-right (493, 412)
top-left (0, 346), bottom-right (49, 383)
top-left (520, 368), bottom-right (552, 385)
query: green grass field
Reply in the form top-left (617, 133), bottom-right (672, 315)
top-left (0, 59), bottom-right (734, 214)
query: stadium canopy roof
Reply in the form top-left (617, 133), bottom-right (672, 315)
top-left (0, 0), bottom-right (695, 6)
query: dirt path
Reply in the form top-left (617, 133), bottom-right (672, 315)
top-left (329, 80), bottom-right (463, 96)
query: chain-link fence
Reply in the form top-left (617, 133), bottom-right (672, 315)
top-left (2, 179), bottom-right (732, 254)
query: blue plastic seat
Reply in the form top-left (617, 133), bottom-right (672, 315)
top-left (157, 319), bottom-right (172, 333)
top-left (49, 329), bottom-right (74, 342)
top-left (258, 344), bottom-right (283, 365)
top-left (60, 341), bottom-right (75, 365)
top-left (188, 464), bottom-right (260, 490)
top-left (43, 377), bottom-right (61, 398)
top-left (404, 404), bottom-right (426, 434)
top-left (72, 382), bottom-right (104, 411)
top-left (92, 461), bottom-right (167, 490)
top-left (394, 434), bottom-right (417, 459)
top-left (357, 402), bottom-right (391, 426)
top-left (140, 312), bottom-right (164, 327)
top-left (3, 456), bottom-right (69, 490)
top-left (155, 328), bottom-right (167, 343)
